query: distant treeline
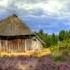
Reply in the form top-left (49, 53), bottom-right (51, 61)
top-left (36, 30), bottom-right (70, 47)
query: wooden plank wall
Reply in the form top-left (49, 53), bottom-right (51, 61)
top-left (0, 39), bottom-right (27, 52)
top-left (0, 38), bottom-right (41, 52)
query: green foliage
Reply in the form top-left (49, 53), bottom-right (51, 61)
top-left (51, 33), bottom-right (58, 45)
top-left (59, 30), bottom-right (66, 41)
top-left (59, 30), bottom-right (70, 41)
top-left (36, 29), bottom-right (70, 48)
top-left (52, 56), bottom-right (65, 62)
top-left (36, 29), bottom-right (70, 61)
top-left (36, 29), bottom-right (58, 47)
top-left (50, 39), bottom-right (70, 61)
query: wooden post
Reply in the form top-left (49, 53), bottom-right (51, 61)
top-left (4, 41), bottom-right (6, 52)
top-left (2, 40), bottom-right (4, 52)
top-left (0, 40), bottom-right (1, 51)
top-left (17, 39), bottom-right (20, 51)
top-left (25, 39), bottom-right (27, 51)
top-left (4, 41), bottom-right (5, 52)
top-left (8, 41), bottom-right (9, 52)
top-left (7, 41), bottom-right (8, 52)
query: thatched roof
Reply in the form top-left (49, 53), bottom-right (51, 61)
top-left (0, 14), bottom-right (32, 36)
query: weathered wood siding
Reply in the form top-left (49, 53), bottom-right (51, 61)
top-left (31, 38), bottom-right (42, 50)
top-left (0, 39), bottom-right (29, 52)
top-left (25, 39), bottom-right (32, 50)
top-left (0, 37), bottom-right (42, 52)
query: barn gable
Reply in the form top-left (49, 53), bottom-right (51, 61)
top-left (0, 14), bottom-right (32, 36)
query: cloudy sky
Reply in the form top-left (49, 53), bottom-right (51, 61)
top-left (0, 0), bottom-right (70, 34)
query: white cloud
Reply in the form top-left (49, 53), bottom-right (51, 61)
top-left (0, 0), bottom-right (9, 7)
top-left (42, 1), bottom-right (63, 15)
top-left (0, 0), bottom-right (70, 18)
top-left (14, 0), bottom-right (70, 18)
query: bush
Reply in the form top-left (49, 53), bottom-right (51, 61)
top-left (52, 56), bottom-right (65, 62)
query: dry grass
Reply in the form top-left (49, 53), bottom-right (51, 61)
top-left (0, 48), bottom-right (51, 57)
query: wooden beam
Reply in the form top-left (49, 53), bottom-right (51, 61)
top-left (25, 39), bottom-right (27, 51)
top-left (0, 40), bottom-right (1, 51)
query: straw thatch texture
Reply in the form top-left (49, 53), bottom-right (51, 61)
top-left (0, 15), bottom-right (32, 36)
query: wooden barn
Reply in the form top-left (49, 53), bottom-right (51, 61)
top-left (0, 14), bottom-right (43, 52)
